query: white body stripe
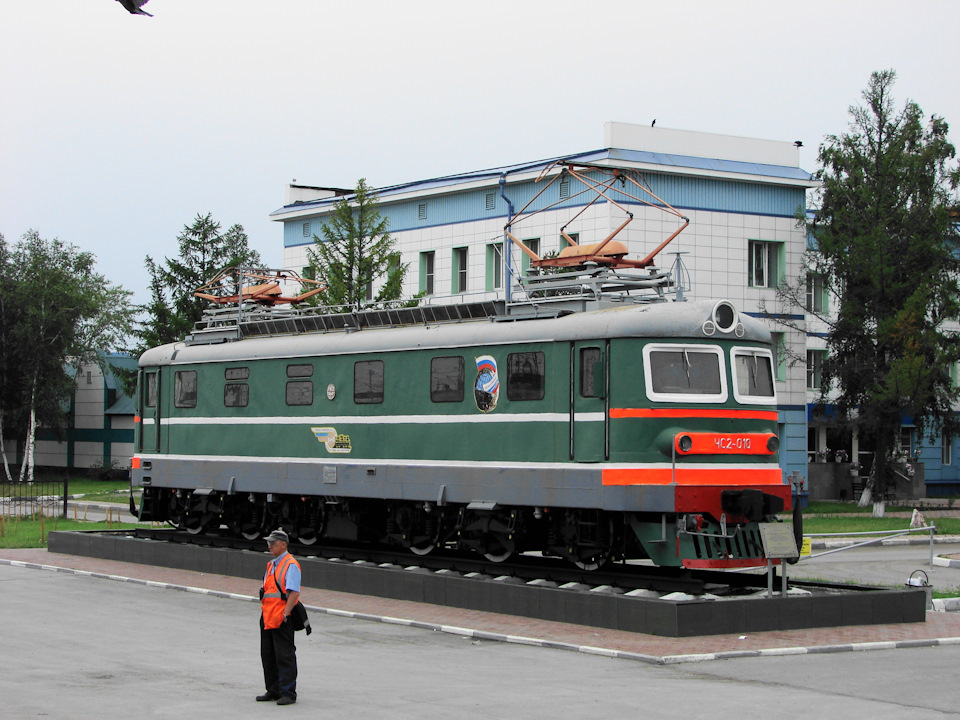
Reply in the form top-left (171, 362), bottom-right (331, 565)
top-left (145, 412), bottom-right (605, 426)
top-left (134, 452), bottom-right (781, 473)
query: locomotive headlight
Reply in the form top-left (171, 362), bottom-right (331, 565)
top-left (711, 300), bottom-right (739, 333)
top-left (678, 434), bottom-right (693, 452)
top-left (767, 435), bottom-right (780, 453)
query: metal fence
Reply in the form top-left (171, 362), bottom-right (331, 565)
top-left (0, 480), bottom-right (67, 518)
top-left (800, 525), bottom-right (937, 567)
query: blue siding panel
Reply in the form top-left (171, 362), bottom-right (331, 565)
top-left (285, 171), bottom-right (806, 248)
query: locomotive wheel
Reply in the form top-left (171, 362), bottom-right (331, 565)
top-left (551, 510), bottom-right (614, 570)
top-left (482, 532), bottom-right (514, 563)
top-left (390, 503), bottom-right (439, 557)
top-left (229, 497), bottom-right (266, 540)
top-left (182, 515), bottom-right (206, 535)
top-left (457, 509), bottom-right (518, 563)
top-left (240, 526), bottom-right (262, 541)
top-left (573, 548), bottom-right (611, 571)
top-left (409, 539), bottom-right (436, 556)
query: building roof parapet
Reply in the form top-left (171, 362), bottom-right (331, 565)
top-left (270, 131), bottom-right (817, 223)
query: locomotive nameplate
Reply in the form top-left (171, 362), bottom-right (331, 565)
top-left (323, 466), bottom-right (337, 484)
top-left (675, 432), bottom-right (777, 456)
top-left (758, 522), bottom-right (799, 559)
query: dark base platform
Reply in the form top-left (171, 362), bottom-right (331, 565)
top-left (48, 531), bottom-right (927, 637)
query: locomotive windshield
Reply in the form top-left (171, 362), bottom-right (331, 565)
top-left (647, 347), bottom-right (724, 396)
top-left (732, 348), bottom-right (776, 403)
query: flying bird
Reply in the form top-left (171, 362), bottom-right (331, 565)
top-left (117, 0), bottom-right (153, 16)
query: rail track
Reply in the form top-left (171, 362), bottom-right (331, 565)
top-left (131, 527), bottom-right (811, 599)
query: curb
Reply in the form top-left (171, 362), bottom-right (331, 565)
top-left (4, 556), bottom-right (960, 666)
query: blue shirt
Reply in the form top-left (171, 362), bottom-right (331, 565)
top-left (265, 551), bottom-right (301, 593)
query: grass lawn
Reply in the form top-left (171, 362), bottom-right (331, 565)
top-left (794, 501), bottom-right (960, 535)
top-left (0, 515), bottom-right (140, 549)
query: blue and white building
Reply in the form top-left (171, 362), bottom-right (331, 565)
top-left (270, 121), bottom-right (960, 497)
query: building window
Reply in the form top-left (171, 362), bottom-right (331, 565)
top-left (522, 238), bottom-right (540, 273)
top-left (420, 251), bottom-right (435, 295)
top-left (302, 222), bottom-right (311, 238)
top-left (174, 370), bottom-right (198, 408)
top-left (418, 203), bottom-right (427, 221)
top-left (486, 242), bottom-right (503, 290)
top-left (485, 192), bottom-right (496, 211)
top-left (806, 273), bottom-right (827, 313)
top-left (898, 428), bottom-right (914, 458)
top-left (748, 240), bottom-right (781, 288)
top-left (355, 360), bottom-right (384, 404)
top-left (430, 356), bottom-right (464, 403)
top-left (943, 432), bottom-right (953, 465)
top-left (453, 247), bottom-right (468, 294)
top-left (507, 351), bottom-right (545, 401)
top-left (806, 349), bottom-right (826, 390)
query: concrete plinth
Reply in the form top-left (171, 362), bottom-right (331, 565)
top-left (47, 531), bottom-right (926, 637)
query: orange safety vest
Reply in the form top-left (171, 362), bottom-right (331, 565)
top-left (261, 553), bottom-right (300, 630)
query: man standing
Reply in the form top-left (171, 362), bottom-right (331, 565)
top-left (257, 529), bottom-right (301, 706)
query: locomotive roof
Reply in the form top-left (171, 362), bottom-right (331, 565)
top-left (139, 300), bottom-right (772, 367)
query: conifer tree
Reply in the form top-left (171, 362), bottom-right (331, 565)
top-left (800, 70), bottom-right (960, 509)
top-left (308, 179), bottom-right (407, 309)
top-left (133, 213), bottom-right (262, 350)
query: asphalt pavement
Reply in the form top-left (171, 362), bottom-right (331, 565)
top-left (4, 558), bottom-right (960, 720)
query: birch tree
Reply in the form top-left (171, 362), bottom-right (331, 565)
top-left (0, 231), bottom-right (133, 482)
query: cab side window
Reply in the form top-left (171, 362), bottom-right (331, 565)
top-left (431, 356), bottom-right (464, 402)
top-left (174, 370), bottom-right (198, 408)
top-left (286, 364), bottom-right (314, 406)
top-left (355, 360), bottom-right (384, 404)
top-left (507, 351), bottom-right (545, 401)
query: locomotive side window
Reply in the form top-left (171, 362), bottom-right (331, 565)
top-left (145, 372), bottom-right (157, 408)
top-left (224, 383), bottom-right (249, 407)
top-left (225, 367), bottom-right (249, 380)
top-left (287, 364), bottom-right (314, 378)
top-left (507, 351), bottom-right (545, 401)
top-left (431, 356), bottom-right (464, 402)
top-left (286, 381), bottom-right (313, 406)
top-left (732, 348), bottom-right (776, 404)
top-left (355, 360), bottom-right (384, 404)
top-left (643, 345), bottom-right (727, 403)
top-left (174, 370), bottom-right (198, 408)
top-left (580, 347), bottom-right (602, 398)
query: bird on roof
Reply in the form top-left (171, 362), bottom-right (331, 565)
top-left (117, 0), bottom-right (153, 16)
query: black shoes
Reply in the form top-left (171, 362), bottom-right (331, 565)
top-left (255, 691), bottom-right (296, 705)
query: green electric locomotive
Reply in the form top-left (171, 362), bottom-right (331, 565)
top-left (130, 292), bottom-right (790, 570)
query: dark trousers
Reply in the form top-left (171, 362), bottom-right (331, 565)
top-left (260, 616), bottom-right (297, 699)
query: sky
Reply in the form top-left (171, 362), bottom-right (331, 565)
top-left (2, 0), bottom-right (958, 306)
